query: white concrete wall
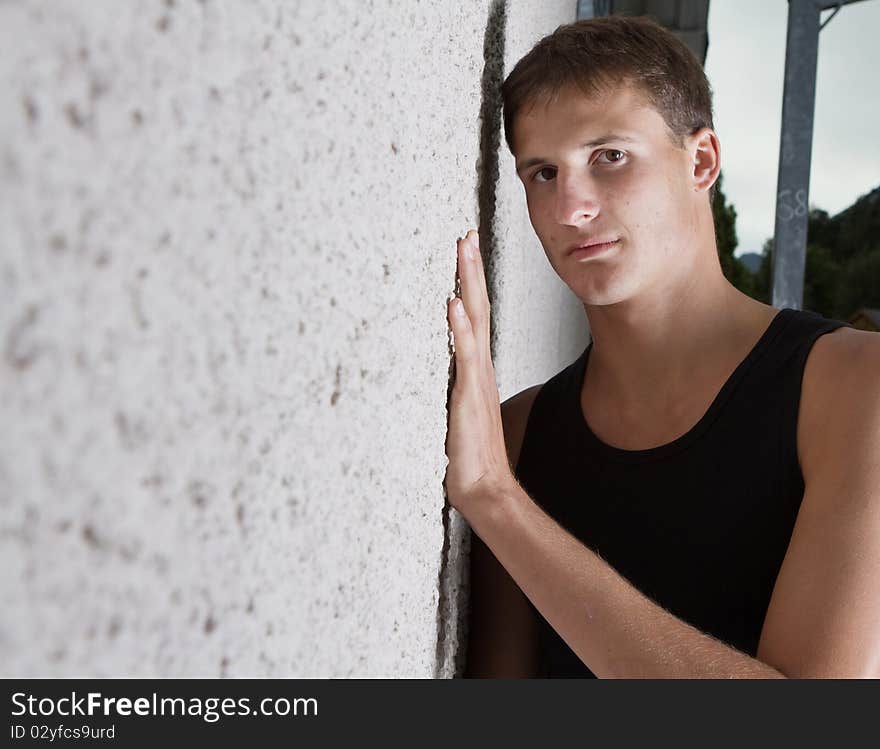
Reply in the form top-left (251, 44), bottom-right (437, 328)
top-left (1, 0), bottom-right (580, 678)
top-left (436, 0), bottom-right (588, 678)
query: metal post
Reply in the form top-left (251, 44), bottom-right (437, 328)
top-left (772, 0), bottom-right (821, 310)
top-left (772, 0), bottom-right (868, 309)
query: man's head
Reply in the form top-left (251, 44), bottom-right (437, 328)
top-left (501, 17), bottom-right (723, 309)
top-left (502, 16), bottom-right (715, 166)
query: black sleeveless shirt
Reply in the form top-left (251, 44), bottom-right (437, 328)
top-left (514, 308), bottom-right (849, 678)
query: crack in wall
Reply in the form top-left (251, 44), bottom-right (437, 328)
top-left (434, 0), bottom-right (508, 680)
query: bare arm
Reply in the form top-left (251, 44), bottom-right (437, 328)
top-left (756, 328), bottom-right (880, 677)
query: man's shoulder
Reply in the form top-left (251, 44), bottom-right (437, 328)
top-left (501, 383), bottom-right (544, 414)
top-left (798, 325), bottom-right (880, 474)
top-left (760, 323), bottom-right (880, 677)
top-left (802, 324), bottom-right (880, 388)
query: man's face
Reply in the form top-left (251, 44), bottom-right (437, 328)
top-left (513, 83), bottom-right (704, 308)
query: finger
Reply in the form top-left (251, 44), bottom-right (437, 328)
top-left (447, 296), bottom-right (477, 364)
top-left (465, 230), bottom-right (489, 305)
top-left (457, 231), bottom-right (490, 344)
top-left (458, 230), bottom-right (489, 331)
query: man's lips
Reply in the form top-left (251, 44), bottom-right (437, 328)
top-left (566, 238), bottom-right (620, 257)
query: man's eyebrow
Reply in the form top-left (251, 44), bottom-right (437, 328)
top-left (515, 134), bottom-right (636, 175)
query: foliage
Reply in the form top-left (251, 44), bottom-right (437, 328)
top-left (712, 172), bottom-right (756, 298)
top-left (718, 185), bottom-right (880, 321)
top-left (836, 248), bottom-right (880, 319)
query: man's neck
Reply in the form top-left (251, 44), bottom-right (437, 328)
top-left (582, 269), bottom-right (777, 411)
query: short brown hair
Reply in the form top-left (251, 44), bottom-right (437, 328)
top-left (501, 16), bottom-right (714, 154)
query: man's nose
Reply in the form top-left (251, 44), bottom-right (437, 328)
top-left (554, 172), bottom-right (600, 226)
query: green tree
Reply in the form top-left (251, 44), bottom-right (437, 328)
top-left (835, 247), bottom-right (880, 319)
top-left (752, 239), bottom-right (844, 319)
top-left (833, 187), bottom-right (880, 265)
top-left (807, 208), bottom-right (839, 253)
top-left (714, 182), bottom-right (879, 319)
top-left (712, 172), bottom-right (757, 298)
top-left (803, 243), bottom-right (841, 318)
top-left (754, 238), bottom-right (773, 304)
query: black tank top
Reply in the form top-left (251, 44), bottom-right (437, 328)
top-left (514, 307), bottom-right (849, 678)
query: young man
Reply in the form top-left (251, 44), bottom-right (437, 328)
top-left (444, 17), bottom-right (880, 678)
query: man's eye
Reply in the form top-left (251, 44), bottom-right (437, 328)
top-left (532, 167), bottom-right (556, 183)
top-left (597, 149), bottom-right (625, 164)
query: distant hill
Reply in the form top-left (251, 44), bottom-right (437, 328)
top-left (738, 252), bottom-right (762, 273)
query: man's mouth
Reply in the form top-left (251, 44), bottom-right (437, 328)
top-left (567, 238), bottom-right (620, 259)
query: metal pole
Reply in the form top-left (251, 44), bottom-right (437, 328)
top-left (772, 0), bottom-right (869, 309)
top-left (772, 0), bottom-right (821, 310)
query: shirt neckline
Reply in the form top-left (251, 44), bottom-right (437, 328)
top-left (571, 307), bottom-right (794, 463)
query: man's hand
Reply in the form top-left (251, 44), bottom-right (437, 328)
top-left (444, 230), bottom-right (515, 520)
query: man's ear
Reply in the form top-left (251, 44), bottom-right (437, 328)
top-left (689, 128), bottom-right (721, 194)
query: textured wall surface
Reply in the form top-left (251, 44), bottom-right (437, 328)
top-left (436, 0), bottom-right (586, 679)
top-left (1, 0), bottom-right (581, 678)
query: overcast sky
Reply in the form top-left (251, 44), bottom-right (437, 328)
top-left (704, 0), bottom-right (880, 256)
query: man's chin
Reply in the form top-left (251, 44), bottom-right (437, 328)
top-left (563, 271), bottom-right (634, 308)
